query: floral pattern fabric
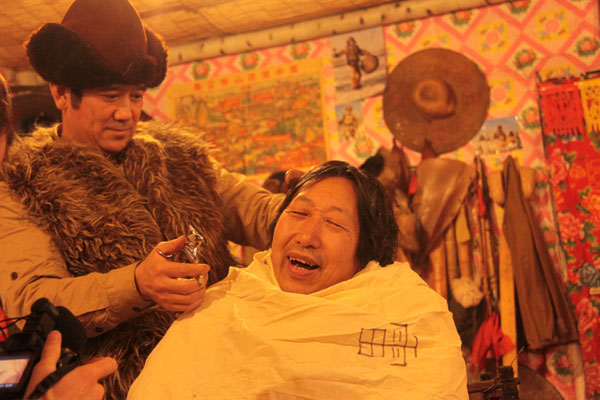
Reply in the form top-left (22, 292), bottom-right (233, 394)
top-left (544, 124), bottom-right (600, 399)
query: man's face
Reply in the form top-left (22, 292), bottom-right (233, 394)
top-left (271, 177), bottom-right (360, 294)
top-left (56, 84), bottom-right (145, 153)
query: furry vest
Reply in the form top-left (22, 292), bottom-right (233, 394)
top-left (2, 121), bottom-right (237, 399)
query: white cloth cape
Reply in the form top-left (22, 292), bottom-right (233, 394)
top-left (128, 251), bottom-right (467, 399)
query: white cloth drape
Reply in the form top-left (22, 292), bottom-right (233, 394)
top-left (128, 251), bottom-right (467, 399)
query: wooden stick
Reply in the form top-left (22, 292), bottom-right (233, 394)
top-left (455, 205), bottom-right (473, 280)
top-left (445, 223), bottom-right (459, 282)
top-left (451, 203), bottom-right (485, 308)
top-left (494, 202), bottom-right (517, 376)
top-left (483, 216), bottom-right (498, 302)
top-left (428, 238), bottom-right (448, 299)
top-left (475, 158), bottom-right (493, 315)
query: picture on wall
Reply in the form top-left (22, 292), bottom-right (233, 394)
top-left (167, 59), bottom-right (329, 177)
top-left (335, 100), bottom-right (364, 142)
top-left (471, 116), bottom-right (523, 155)
top-left (330, 26), bottom-right (387, 105)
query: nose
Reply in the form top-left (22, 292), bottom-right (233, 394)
top-left (295, 217), bottom-right (322, 248)
top-left (113, 96), bottom-right (134, 122)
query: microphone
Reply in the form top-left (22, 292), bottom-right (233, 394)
top-left (4, 299), bottom-right (87, 353)
top-left (54, 306), bottom-right (87, 352)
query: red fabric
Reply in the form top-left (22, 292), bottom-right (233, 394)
top-left (544, 118), bottom-right (600, 397)
top-left (408, 172), bottom-right (418, 195)
top-left (470, 311), bottom-right (515, 372)
top-left (538, 80), bottom-right (585, 137)
top-left (0, 306), bottom-right (9, 342)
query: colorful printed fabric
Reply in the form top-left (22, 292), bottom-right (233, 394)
top-left (577, 78), bottom-right (600, 133)
top-left (0, 306), bottom-right (9, 342)
top-left (538, 80), bottom-right (586, 137)
top-left (542, 111), bottom-right (600, 399)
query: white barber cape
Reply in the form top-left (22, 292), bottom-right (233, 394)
top-left (128, 251), bottom-right (467, 399)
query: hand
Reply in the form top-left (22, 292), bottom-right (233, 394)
top-left (135, 236), bottom-right (211, 312)
top-left (282, 169), bottom-right (304, 192)
top-left (24, 331), bottom-right (117, 400)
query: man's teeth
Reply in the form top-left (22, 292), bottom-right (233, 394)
top-left (289, 257), bottom-right (319, 270)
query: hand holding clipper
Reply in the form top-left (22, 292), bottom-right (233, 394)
top-left (157, 225), bottom-right (206, 286)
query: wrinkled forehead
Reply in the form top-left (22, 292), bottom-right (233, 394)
top-left (290, 177), bottom-right (358, 211)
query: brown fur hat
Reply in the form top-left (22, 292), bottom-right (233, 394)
top-left (25, 0), bottom-right (167, 89)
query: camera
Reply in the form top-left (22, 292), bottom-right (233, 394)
top-left (0, 298), bottom-right (85, 400)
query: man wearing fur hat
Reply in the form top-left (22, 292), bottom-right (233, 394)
top-left (0, 0), bottom-right (284, 398)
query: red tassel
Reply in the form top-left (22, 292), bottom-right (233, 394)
top-left (471, 312), bottom-right (516, 372)
top-left (408, 172), bottom-right (418, 195)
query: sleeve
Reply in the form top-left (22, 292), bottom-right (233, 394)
top-left (216, 167), bottom-right (284, 250)
top-left (0, 184), bottom-right (154, 338)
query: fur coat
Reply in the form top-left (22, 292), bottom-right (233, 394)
top-left (2, 121), bottom-right (237, 399)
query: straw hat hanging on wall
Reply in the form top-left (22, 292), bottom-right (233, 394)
top-left (383, 48), bottom-right (490, 155)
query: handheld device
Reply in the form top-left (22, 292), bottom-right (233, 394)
top-left (0, 298), bottom-right (86, 400)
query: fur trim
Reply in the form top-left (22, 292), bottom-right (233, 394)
top-left (145, 28), bottom-right (168, 88)
top-left (25, 23), bottom-right (167, 89)
top-left (2, 121), bottom-right (237, 399)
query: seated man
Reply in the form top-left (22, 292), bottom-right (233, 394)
top-left (128, 160), bottom-right (468, 399)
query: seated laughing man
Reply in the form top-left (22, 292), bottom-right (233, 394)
top-left (128, 160), bottom-right (468, 400)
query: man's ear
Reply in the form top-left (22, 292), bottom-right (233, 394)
top-left (48, 83), bottom-right (68, 111)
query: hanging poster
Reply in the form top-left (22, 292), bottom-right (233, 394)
top-left (167, 59), bottom-right (328, 176)
top-left (330, 27), bottom-right (387, 105)
top-left (471, 116), bottom-right (523, 155)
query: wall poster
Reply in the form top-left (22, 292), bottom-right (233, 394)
top-left (167, 59), bottom-right (328, 177)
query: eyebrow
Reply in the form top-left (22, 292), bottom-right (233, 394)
top-left (293, 195), bottom-right (351, 216)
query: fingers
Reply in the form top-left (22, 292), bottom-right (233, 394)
top-left (165, 262), bottom-right (210, 279)
top-left (39, 330), bottom-right (62, 368)
top-left (283, 169), bottom-right (304, 192)
top-left (78, 357), bottom-right (118, 380)
top-left (47, 357), bottom-right (117, 400)
top-left (24, 331), bottom-right (62, 399)
top-left (33, 331), bottom-right (61, 378)
top-left (146, 258), bottom-right (209, 293)
top-left (88, 384), bottom-right (106, 400)
top-left (155, 277), bottom-right (206, 296)
top-left (135, 236), bottom-right (213, 311)
top-left (154, 290), bottom-right (206, 312)
top-left (182, 295), bottom-right (208, 313)
top-left (25, 336), bottom-right (118, 400)
top-left (137, 273), bottom-right (206, 309)
top-left (156, 235), bottom-right (187, 256)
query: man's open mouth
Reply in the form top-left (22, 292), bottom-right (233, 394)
top-left (288, 256), bottom-right (319, 270)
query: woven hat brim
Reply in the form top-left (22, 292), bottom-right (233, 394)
top-left (383, 48), bottom-right (490, 154)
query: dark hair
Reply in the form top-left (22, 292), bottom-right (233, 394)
top-left (69, 87), bottom-right (83, 109)
top-left (359, 153), bottom-right (384, 178)
top-left (269, 160), bottom-right (399, 270)
top-left (0, 74), bottom-right (15, 147)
